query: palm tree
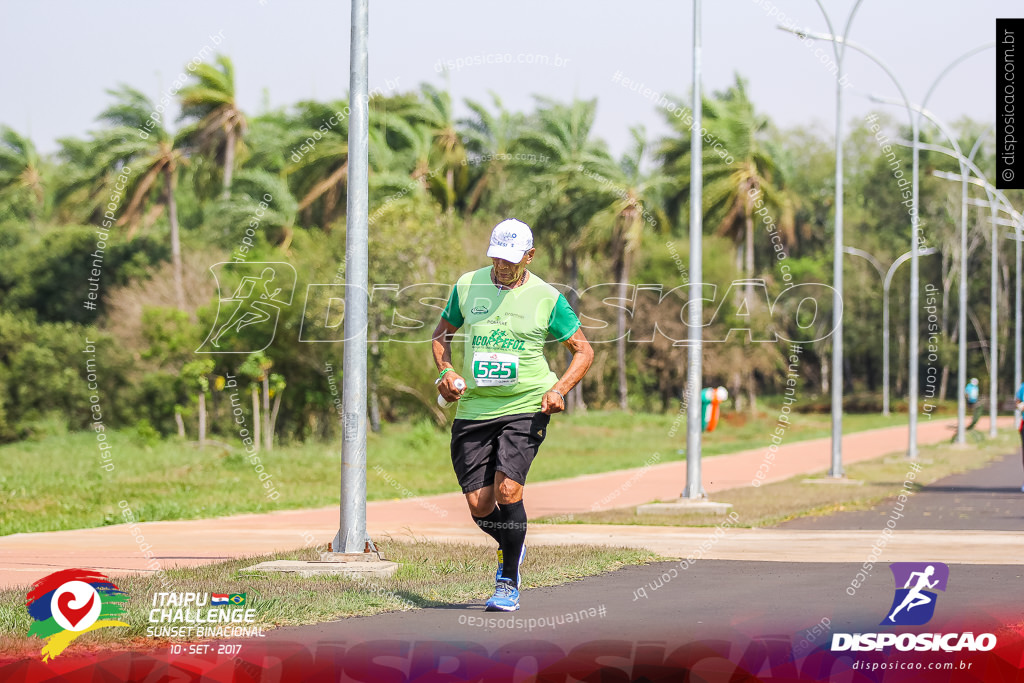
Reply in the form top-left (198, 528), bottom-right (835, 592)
top-left (460, 93), bottom-right (527, 214)
top-left (580, 127), bottom-right (669, 409)
top-left (400, 83), bottom-right (468, 212)
top-left (285, 100), bottom-right (349, 227)
top-left (206, 168), bottom-right (298, 250)
top-left (53, 136), bottom-right (109, 224)
top-left (242, 108), bottom-right (293, 175)
top-left (513, 96), bottom-right (613, 275)
top-left (513, 97), bottom-right (614, 411)
top-left (96, 85), bottom-right (187, 309)
top-left (0, 127), bottom-right (46, 226)
top-left (177, 54), bottom-right (247, 199)
top-left (659, 75), bottom-right (792, 295)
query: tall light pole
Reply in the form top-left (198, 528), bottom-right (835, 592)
top-left (807, 0), bottom-right (864, 478)
top-left (953, 132), bottom-right (989, 444)
top-left (871, 96), bottom-right (974, 443)
top-left (988, 192), bottom-right (1002, 437)
top-left (1005, 225), bottom-right (1024, 432)
top-left (786, 31), bottom-right (990, 458)
top-left (930, 160), bottom-right (1021, 439)
top-left (949, 132), bottom-right (990, 442)
top-left (1016, 225), bottom-right (1023, 429)
top-left (908, 43), bottom-right (991, 451)
top-left (683, 0), bottom-right (704, 500)
top-left (333, 0), bottom-right (372, 556)
top-left (780, 27), bottom-right (918, 456)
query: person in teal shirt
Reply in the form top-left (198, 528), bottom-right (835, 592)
top-left (964, 378), bottom-right (982, 433)
top-left (431, 219), bottom-right (594, 612)
top-left (965, 378), bottom-right (980, 405)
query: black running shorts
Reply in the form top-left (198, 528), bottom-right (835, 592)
top-left (450, 412), bottom-right (551, 493)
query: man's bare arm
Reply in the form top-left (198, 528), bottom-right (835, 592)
top-left (431, 318), bottom-right (465, 401)
top-left (431, 318), bottom-right (458, 372)
top-left (541, 327), bottom-right (594, 414)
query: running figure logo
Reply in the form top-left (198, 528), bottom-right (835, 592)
top-left (882, 562), bottom-right (949, 626)
top-left (198, 262), bottom-right (296, 353)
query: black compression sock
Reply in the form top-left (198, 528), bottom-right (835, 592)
top-left (498, 500), bottom-right (527, 586)
top-left (472, 506), bottom-right (502, 544)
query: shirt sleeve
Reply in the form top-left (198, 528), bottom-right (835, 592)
top-left (441, 284), bottom-right (464, 328)
top-left (548, 293), bottom-right (581, 342)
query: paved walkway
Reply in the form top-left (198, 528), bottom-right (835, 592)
top-left (779, 449), bottom-right (1024, 531)
top-left (0, 417), bottom-right (1011, 589)
top-left (267, 450), bottom-right (1024, 650)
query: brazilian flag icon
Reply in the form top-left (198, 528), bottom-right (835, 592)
top-left (228, 593), bottom-right (246, 606)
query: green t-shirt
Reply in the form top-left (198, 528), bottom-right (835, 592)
top-left (441, 267), bottom-right (581, 420)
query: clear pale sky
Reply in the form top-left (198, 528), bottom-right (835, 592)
top-left (1, 1), bottom-right (1015, 156)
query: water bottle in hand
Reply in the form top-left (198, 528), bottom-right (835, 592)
top-left (438, 379), bottom-right (466, 408)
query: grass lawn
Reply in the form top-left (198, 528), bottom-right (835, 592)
top-left (0, 406), bottom-right (924, 535)
top-left (0, 540), bottom-right (659, 656)
top-left (547, 431), bottom-right (1018, 528)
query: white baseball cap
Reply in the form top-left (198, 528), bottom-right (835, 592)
top-left (486, 219), bottom-right (534, 263)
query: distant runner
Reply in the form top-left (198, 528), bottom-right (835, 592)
top-left (965, 377), bottom-right (980, 407)
top-left (964, 378), bottom-right (982, 435)
top-left (430, 219), bottom-right (593, 612)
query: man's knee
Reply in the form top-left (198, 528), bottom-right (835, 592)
top-left (465, 488), bottom-right (495, 516)
top-left (495, 477), bottom-right (522, 504)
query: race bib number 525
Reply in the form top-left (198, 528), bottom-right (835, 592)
top-left (472, 351), bottom-right (519, 386)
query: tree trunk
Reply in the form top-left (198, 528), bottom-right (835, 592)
top-left (262, 375), bottom-right (272, 451)
top-left (747, 376), bottom-right (757, 417)
top-left (198, 392), bottom-right (207, 447)
top-left (616, 251), bottom-right (629, 411)
top-left (940, 320), bottom-right (957, 401)
top-left (164, 168), bottom-right (185, 310)
top-left (251, 384), bottom-right (261, 452)
top-left (369, 336), bottom-right (382, 432)
top-left (446, 167), bottom-right (455, 212)
top-left (730, 371), bottom-right (744, 413)
top-left (175, 410), bottom-right (186, 439)
top-left (221, 127), bottom-right (236, 200)
top-left (269, 390), bottom-right (283, 445)
top-left (821, 354), bottom-right (830, 395)
top-left (369, 381), bottom-right (381, 433)
top-left (744, 207), bottom-right (755, 302)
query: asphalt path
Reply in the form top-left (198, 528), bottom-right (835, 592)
top-left (5, 446), bottom-right (1022, 681)
top-left (778, 450), bottom-right (1024, 531)
top-left (264, 560), bottom-right (1020, 650)
top-left (264, 452), bottom-right (1024, 652)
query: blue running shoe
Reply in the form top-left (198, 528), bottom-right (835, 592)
top-left (495, 545), bottom-right (526, 586)
top-left (485, 579), bottom-right (520, 612)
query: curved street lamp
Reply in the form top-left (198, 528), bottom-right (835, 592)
top-left (922, 149), bottom-right (1022, 438)
top-left (780, 26), bottom-right (992, 458)
top-left (804, 0), bottom-right (865, 478)
top-left (843, 246), bottom-right (938, 417)
top-left (870, 94), bottom-right (979, 443)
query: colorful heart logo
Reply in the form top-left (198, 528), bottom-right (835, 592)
top-left (49, 581), bottom-right (101, 632)
top-left (56, 591), bottom-right (95, 629)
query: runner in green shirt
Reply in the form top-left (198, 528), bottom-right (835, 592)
top-left (431, 218), bottom-right (594, 612)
